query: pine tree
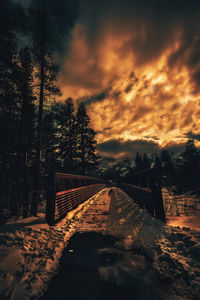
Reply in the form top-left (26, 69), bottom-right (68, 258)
top-left (76, 104), bottom-right (98, 175)
top-left (0, 0), bottom-right (19, 211)
top-left (41, 110), bottom-right (59, 174)
top-left (161, 150), bottom-right (174, 171)
top-left (154, 154), bottom-right (162, 168)
top-left (134, 152), bottom-right (143, 171)
top-left (30, 6), bottom-right (61, 215)
top-left (142, 153), bottom-right (151, 169)
top-left (55, 98), bottom-right (77, 173)
top-left (181, 139), bottom-right (200, 191)
top-left (16, 47), bottom-right (35, 217)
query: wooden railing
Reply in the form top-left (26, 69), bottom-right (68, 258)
top-left (119, 168), bottom-right (166, 222)
top-left (46, 173), bottom-right (107, 225)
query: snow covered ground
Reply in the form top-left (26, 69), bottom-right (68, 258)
top-left (70, 187), bottom-right (200, 300)
top-left (0, 190), bottom-right (105, 300)
top-left (1, 187), bottom-right (200, 299)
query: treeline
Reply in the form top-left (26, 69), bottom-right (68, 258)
top-left (156, 139), bottom-right (200, 194)
top-left (99, 139), bottom-right (200, 194)
top-left (135, 140), bottom-right (200, 194)
top-left (0, 0), bottom-right (97, 217)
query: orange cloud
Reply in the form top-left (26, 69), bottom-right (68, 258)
top-left (56, 4), bottom-right (200, 156)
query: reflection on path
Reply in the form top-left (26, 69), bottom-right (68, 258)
top-left (41, 187), bottom-right (200, 300)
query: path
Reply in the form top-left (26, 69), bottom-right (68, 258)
top-left (41, 187), bottom-right (200, 300)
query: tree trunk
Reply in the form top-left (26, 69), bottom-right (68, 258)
top-left (31, 55), bottom-right (44, 216)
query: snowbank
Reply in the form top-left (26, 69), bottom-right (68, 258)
top-left (0, 189), bottom-right (106, 300)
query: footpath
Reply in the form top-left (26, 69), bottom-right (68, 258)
top-left (42, 187), bottom-right (200, 300)
top-left (0, 187), bottom-right (200, 299)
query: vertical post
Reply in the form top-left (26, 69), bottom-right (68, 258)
top-left (150, 169), bottom-right (166, 222)
top-left (46, 172), bottom-right (56, 226)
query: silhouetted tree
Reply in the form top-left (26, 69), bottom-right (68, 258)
top-left (0, 0), bottom-right (19, 211)
top-left (181, 139), bottom-right (200, 191)
top-left (55, 98), bottom-right (77, 173)
top-left (161, 150), bottom-right (174, 171)
top-left (30, 5), bottom-right (61, 215)
top-left (154, 154), bottom-right (162, 168)
top-left (17, 47), bottom-right (35, 217)
top-left (41, 110), bottom-right (60, 175)
top-left (142, 153), bottom-right (151, 169)
top-left (135, 152), bottom-right (143, 171)
top-left (76, 104), bottom-right (98, 175)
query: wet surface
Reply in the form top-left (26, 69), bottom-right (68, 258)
top-left (40, 188), bottom-right (200, 300)
top-left (40, 232), bottom-right (161, 300)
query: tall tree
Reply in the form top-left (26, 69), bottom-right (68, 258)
top-left (142, 153), bottom-right (151, 169)
top-left (181, 139), bottom-right (200, 191)
top-left (160, 150), bottom-right (174, 171)
top-left (30, 6), bottom-right (61, 215)
top-left (55, 98), bottom-right (77, 173)
top-left (16, 47), bottom-right (35, 217)
top-left (154, 154), bottom-right (162, 168)
top-left (76, 104), bottom-right (98, 175)
top-left (134, 152), bottom-right (143, 171)
top-left (41, 110), bottom-right (59, 174)
top-left (0, 0), bottom-right (19, 209)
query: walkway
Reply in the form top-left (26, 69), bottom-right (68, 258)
top-left (41, 187), bottom-right (200, 300)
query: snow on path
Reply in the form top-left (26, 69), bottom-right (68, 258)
top-left (0, 189), bottom-right (107, 300)
top-left (75, 187), bottom-right (200, 299)
top-left (1, 187), bottom-right (200, 299)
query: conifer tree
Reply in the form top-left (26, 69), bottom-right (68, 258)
top-left (134, 152), bottom-right (143, 171)
top-left (142, 153), bottom-right (151, 169)
top-left (154, 154), bottom-right (162, 168)
top-left (41, 110), bottom-right (59, 174)
top-left (30, 5), bottom-right (61, 215)
top-left (76, 104), bottom-right (98, 175)
top-left (55, 98), bottom-right (77, 173)
top-left (17, 47), bottom-right (35, 216)
top-left (0, 0), bottom-right (19, 207)
top-left (181, 139), bottom-right (200, 191)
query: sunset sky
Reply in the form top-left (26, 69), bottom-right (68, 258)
top-left (51, 0), bottom-right (200, 158)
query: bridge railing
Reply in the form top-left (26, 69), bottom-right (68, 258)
top-left (119, 183), bottom-right (154, 215)
top-left (46, 172), bottom-right (107, 225)
top-left (119, 168), bottom-right (166, 222)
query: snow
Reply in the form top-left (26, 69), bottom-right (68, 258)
top-left (0, 190), bottom-right (106, 300)
top-left (167, 213), bottom-right (200, 231)
top-left (67, 187), bottom-right (200, 299)
top-left (1, 187), bottom-right (200, 299)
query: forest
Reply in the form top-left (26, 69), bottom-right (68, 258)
top-left (0, 0), bottom-right (98, 217)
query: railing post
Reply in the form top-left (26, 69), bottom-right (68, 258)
top-left (150, 169), bottom-right (166, 222)
top-left (46, 172), bottom-right (56, 226)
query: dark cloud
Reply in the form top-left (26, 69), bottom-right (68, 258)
top-left (77, 0), bottom-right (200, 67)
top-left (78, 88), bottom-right (111, 106)
top-left (15, 0), bottom-right (78, 55)
top-left (125, 84), bottom-right (133, 94)
top-left (16, 0), bottom-right (200, 89)
top-left (97, 138), bottom-right (190, 158)
top-left (165, 142), bottom-right (185, 154)
top-left (97, 139), bottom-right (160, 158)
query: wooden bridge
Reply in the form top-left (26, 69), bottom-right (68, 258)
top-left (46, 169), bottom-right (166, 225)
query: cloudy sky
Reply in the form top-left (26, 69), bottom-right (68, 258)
top-left (34, 0), bottom-right (200, 158)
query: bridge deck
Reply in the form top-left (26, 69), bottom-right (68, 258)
top-left (41, 187), bottom-right (200, 300)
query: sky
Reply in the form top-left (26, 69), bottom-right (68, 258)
top-left (18, 0), bottom-right (200, 159)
